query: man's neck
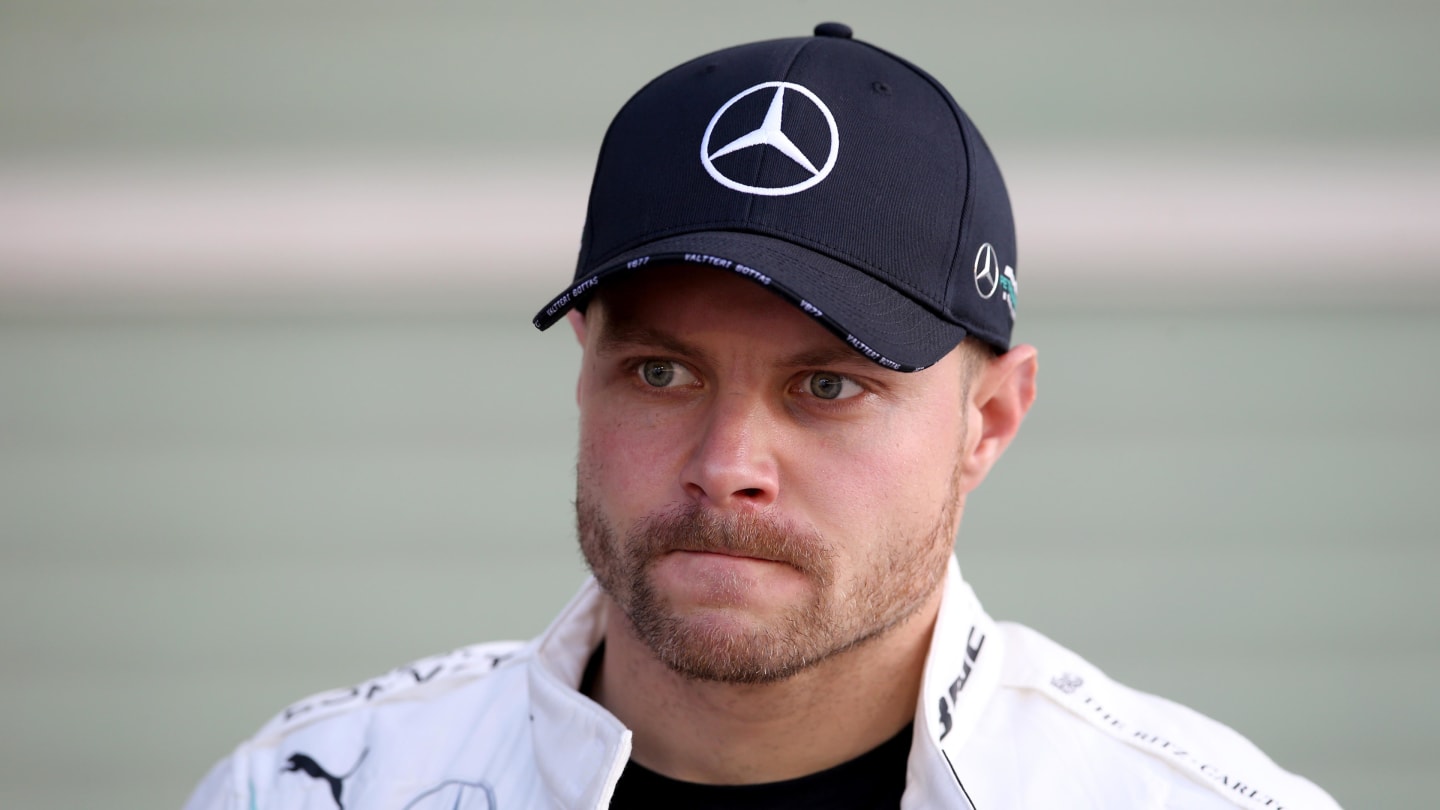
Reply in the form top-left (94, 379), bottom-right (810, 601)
top-left (589, 593), bottom-right (941, 785)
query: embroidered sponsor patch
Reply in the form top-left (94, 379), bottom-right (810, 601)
top-left (1045, 672), bottom-right (1295, 810)
top-left (936, 626), bottom-right (987, 740)
top-left (277, 645), bottom-right (516, 726)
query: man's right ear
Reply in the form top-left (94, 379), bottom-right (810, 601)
top-left (567, 309), bottom-right (588, 345)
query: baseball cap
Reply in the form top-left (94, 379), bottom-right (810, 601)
top-left (533, 22), bottom-right (1018, 371)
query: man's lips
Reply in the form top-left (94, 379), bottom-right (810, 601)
top-left (668, 548), bottom-right (788, 564)
top-left (625, 505), bottom-right (832, 581)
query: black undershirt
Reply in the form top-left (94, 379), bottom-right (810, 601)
top-left (582, 643), bottom-right (912, 809)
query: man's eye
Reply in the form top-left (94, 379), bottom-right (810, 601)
top-left (638, 360), bottom-right (695, 388)
top-left (804, 372), bottom-right (862, 401)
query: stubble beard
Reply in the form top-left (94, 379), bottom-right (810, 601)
top-left (575, 468), bottom-right (961, 685)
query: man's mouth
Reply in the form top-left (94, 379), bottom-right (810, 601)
top-left (673, 547), bottom-right (786, 563)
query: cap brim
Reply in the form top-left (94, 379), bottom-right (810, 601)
top-left (532, 232), bottom-right (969, 372)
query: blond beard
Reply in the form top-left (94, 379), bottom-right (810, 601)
top-left (575, 464), bottom-right (961, 684)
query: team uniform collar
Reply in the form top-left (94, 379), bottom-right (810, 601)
top-left (909, 555), bottom-right (1003, 809)
top-left (524, 555), bottom-right (999, 809)
top-left (527, 582), bottom-right (631, 809)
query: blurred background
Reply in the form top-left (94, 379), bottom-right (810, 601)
top-left (2, 1), bottom-right (1437, 807)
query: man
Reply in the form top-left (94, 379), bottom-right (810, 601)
top-left (186, 24), bottom-right (1341, 809)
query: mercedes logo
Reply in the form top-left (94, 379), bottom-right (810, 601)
top-left (973, 243), bottom-right (1000, 299)
top-left (700, 82), bottom-right (839, 196)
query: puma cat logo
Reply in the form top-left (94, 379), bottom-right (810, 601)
top-left (282, 748), bottom-right (369, 809)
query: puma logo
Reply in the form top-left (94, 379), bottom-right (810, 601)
top-left (282, 748), bottom-right (369, 809)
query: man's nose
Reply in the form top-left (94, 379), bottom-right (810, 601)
top-left (680, 394), bottom-right (779, 511)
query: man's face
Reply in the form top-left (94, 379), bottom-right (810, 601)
top-left (573, 266), bottom-right (974, 684)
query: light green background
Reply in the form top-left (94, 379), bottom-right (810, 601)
top-left (2, 2), bottom-right (1437, 808)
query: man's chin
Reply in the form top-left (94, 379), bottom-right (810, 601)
top-left (641, 615), bottom-right (823, 685)
top-left (623, 573), bottom-right (838, 685)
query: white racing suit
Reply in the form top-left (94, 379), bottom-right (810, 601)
top-left (185, 557), bottom-right (1341, 809)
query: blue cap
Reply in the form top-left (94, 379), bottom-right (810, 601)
top-left (534, 23), bottom-right (1017, 371)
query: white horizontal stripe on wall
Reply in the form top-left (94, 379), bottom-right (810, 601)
top-left (1, 148), bottom-right (1437, 296)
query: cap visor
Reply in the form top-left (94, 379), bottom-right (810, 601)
top-left (533, 232), bottom-right (969, 372)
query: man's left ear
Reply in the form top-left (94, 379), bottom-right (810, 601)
top-left (959, 344), bottom-right (1038, 494)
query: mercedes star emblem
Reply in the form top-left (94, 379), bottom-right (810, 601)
top-left (700, 82), bottom-right (839, 196)
top-left (973, 243), bottom-right (1000, 299)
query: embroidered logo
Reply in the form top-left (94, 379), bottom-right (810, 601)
top-left (937, 626), bottom-right (987, 740)
top-left (1050, 672), bottom-right (1085, 695)
top-left (282, 749), bottom-right (368, 809)
top-left (974, 243), bottom-right (1001, 300)
top-left (700, 82), bottom-right (840, 196)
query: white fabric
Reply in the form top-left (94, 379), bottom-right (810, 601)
top-left (185, 557), bottom-right (1341, 809)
